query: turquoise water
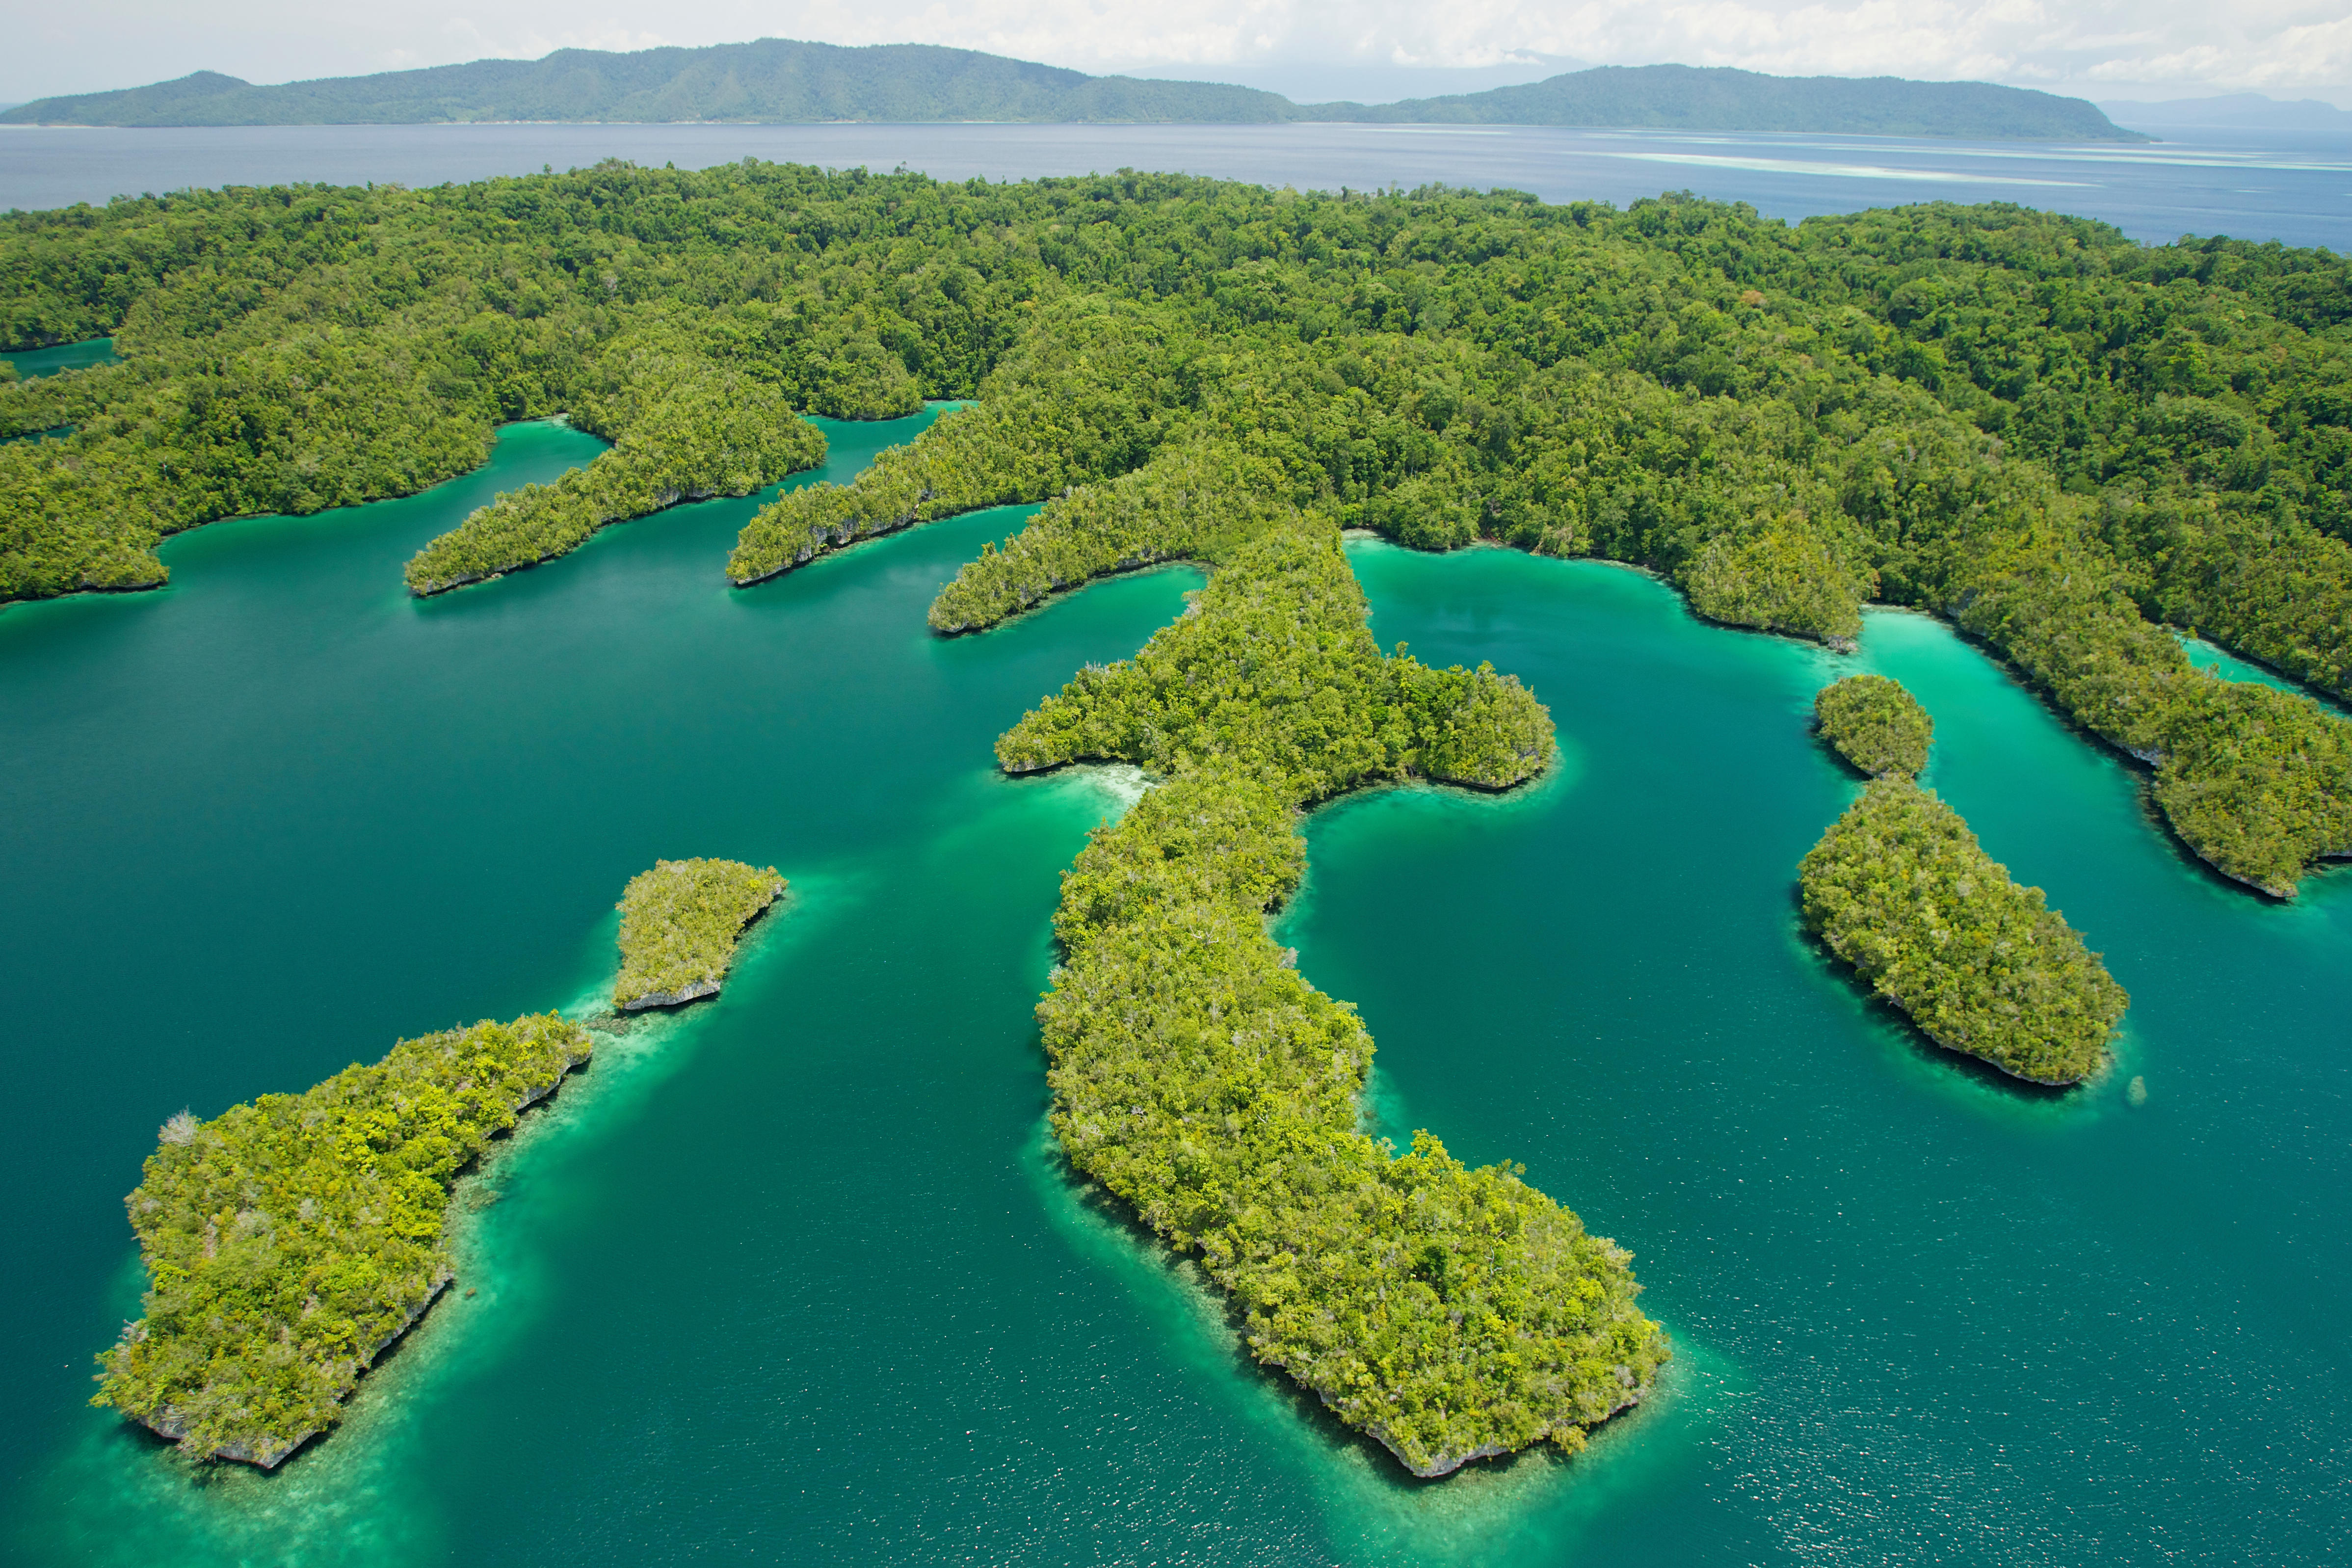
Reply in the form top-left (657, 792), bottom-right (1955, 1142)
top-left (2178, 631), bottom-right (2350, 716)
top-left (2, 469), bottom-right (2348, 1561)
top-left (0, 337), bottom-right (116, 377)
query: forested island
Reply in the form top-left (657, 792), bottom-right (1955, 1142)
top-left (93, 1013), bottom-right (595, 1465)
top-left (20, 152), bottom-right (2346, 1476)
top-left (1815, 674), bottom-right (1935, 778)
top-left (1803, 782), bottom-right (2130, 1084)
top-left (1801, 675), bottom-right (2127, 1084)
top-left (613, 857), bottom-right (788, 1010)
top-left (91, 854), bottom-right (785, 1466)
top-left (990, 516), bottom-right (1666, 1475)
top-left (0, 42), bottom-right (2140, 141)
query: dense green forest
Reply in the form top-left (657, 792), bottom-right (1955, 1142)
top-left (613, 857), bottom-right (788, 1010)
top-left (1802, 775), bottom-right (2130, 1084)
top-left (94, 1013), bottom-right (595, 1465)
top-left (1816, 674), bottom-right (1935, 777)
top-left (1, 45), bottom-right (2134, 140)
top-left (407, 361), bottom-right (829, 593)
top-left (36, 159), bottom-right (2337, 1475)
top-left (94, 846), bottom-right (787, 1465)
top-left (1011, 517), bottom-right (1665, 1475)
top-left (1, 160), bottom-right (2346, 898)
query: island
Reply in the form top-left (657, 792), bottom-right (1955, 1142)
top-left (1799, 678), bottom-right (2128, 1085)
top-left (91, 1012), bottom-right (595, 1466)
top-left (613, 857), bottom-right (788, 1010)
top-left (981, 512), bottom-right (1667, 1476)
top-left (0, 42), bottom-right (2142, 141)
top-left (92, 853), bottom-right (788, 1466)
top-left (1814, 674), bottom-right (1934, 778)
top-left (4, 173), bottom-right (2345, 886)
top-left (11, 167), bottom-right (2338, 894)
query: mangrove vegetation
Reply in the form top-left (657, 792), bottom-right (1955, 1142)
top-left (613, 856), bottom-right (788, 1010)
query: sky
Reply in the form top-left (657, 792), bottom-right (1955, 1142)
top-left (4, 0), bottom-right (2349, 109)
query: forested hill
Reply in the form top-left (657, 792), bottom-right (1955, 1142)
top-left (0, 41), bottom-right (2142, 140)
top-left (1315, 65), bottom-right (2148, 141)
top-left (0, 42), bottom-right (1293, 128)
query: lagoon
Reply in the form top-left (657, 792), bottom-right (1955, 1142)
top-left (0, 420), bottom-right (2348, 1562)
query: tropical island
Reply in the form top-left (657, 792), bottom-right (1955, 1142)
top-left (1800, 676), bottom-right (2128, 1085)
top-left (1815, 674), bottom-right (1935, 779)
top-left (613, 857), bottom-right (788, 1010)
top-left (91, 853), bottom-right (787, 1466)
top-left (994, 514), bottom-right (1666, 1476)
top-left (92, 1012), bottom-right (596, 1465)
top-left (0, 41), bottom-right (2144, 141)
top-left (13, 158), bottom-right (2352, 1468)
top-left (1803, 783), bottom-right (2130, 1084)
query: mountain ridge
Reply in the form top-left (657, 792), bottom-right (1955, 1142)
top-left (0, 39), bottom-right (2147, 141)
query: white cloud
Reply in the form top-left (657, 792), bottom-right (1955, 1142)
top-left (6, 0), bottom-right (2349, 107)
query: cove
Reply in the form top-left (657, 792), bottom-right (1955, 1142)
top-left (0, 490), bottom-right (2346, 1563)
top-left (0, 336), bottom-right (117, 378)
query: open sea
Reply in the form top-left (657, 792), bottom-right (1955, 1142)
top-left (0, 120), bottom-right (2348, 249)
top-left (1, 123), bottom-right (2350, 1566)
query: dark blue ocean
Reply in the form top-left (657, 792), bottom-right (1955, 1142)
top-left (1, 119), bottom-right (2347, 249)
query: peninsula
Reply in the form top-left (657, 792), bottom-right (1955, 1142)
top-left (0, 40), bottom-right (2143, 141)
top-left (406, 368), bottom-right (829, 595)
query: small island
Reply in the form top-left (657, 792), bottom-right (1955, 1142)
top-left (613, 857), bottom-right (788, 1010)
top-left (1815, 674), bottom-right (1934, 778)
top-left (92, 1012), bottom-right (594, 1466)
top-left (89, 853), bottom-right (789, 1468)
top-left (1801, 694), bottom-right (2128, 1085)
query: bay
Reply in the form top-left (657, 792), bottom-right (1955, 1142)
top-left (2, 121), bottom-right (2348, 250)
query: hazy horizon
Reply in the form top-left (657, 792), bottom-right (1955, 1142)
top-left (5, 2), bottom-right (2348, 113)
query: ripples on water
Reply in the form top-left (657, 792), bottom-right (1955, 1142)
top-left (2, 121), bottom-right (2348, 248)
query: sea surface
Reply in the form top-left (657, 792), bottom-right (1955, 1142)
top-left (1, 120), bottom-right (2349, 250)
top-left (0, 338), bottom-right (113, 378)
top-left (1, 406), bottom-right (2348, 1564)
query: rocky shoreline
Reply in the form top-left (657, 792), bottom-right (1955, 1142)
top-left (116, 1031), bottom-right (589, 1468)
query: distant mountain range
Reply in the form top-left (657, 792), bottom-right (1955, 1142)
top-left (2103, 93), bottom-right (2352, 132)
top-left (0, 39), bottom-right (2147, 142)
top-left (1322, 65), bottom-right (2141, 139)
